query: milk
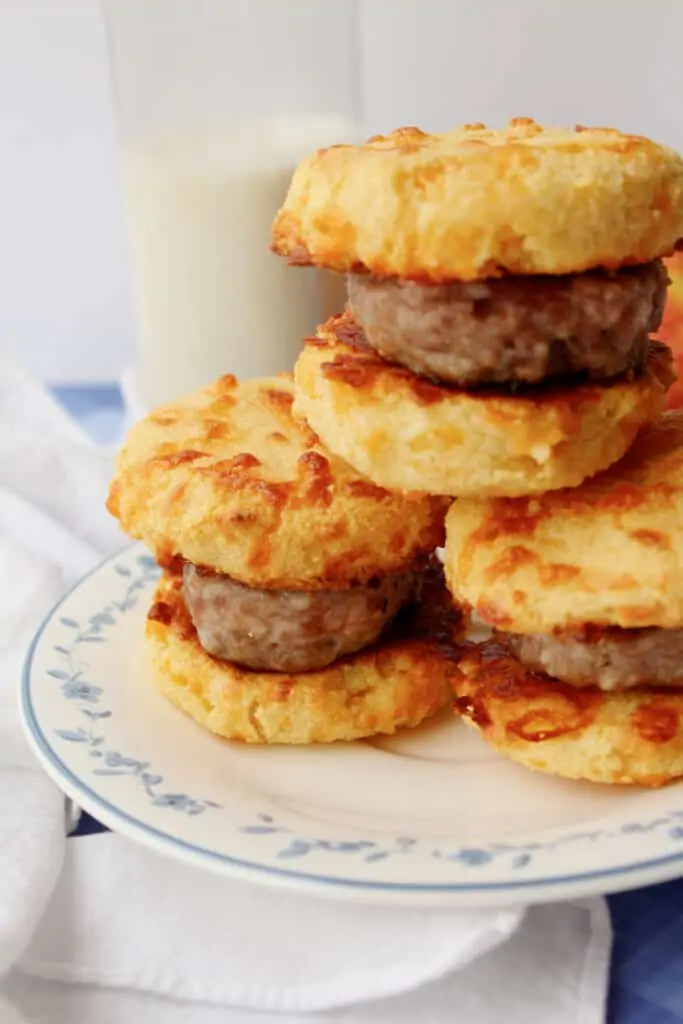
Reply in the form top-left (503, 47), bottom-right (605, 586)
top-left (120, 117), bottom-right (353, 408)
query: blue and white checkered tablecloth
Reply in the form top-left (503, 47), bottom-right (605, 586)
top-left (51, 383), bottom-right (683, 1024)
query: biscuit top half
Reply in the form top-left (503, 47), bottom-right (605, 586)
top-left (107, 374), bottom-right (447, 589)
top-left (272, 117), bottom-right (683, 281)
top-left (444, 409), bottom-right (683, 633)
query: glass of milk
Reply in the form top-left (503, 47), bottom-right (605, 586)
top-left (102, 0), bottom-right (361, 409)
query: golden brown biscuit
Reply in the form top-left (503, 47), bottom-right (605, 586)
top-left (272, 119), bottom-right (683, 281)
top-left (455, 640), bottom-right (683, 786)
top-left (146, 572), bottom-right (464, 745)
top-left (293, 313), bottom-right (673, 497)
top-left (107, 375), bottom-right (447, 588)
top-left (444, 410), bottom-right (683, 632)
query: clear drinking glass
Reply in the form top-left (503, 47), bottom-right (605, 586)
top-left (102, 0), bottom-right (361, 409)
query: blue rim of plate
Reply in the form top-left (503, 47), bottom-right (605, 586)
top-left (20, 546), bottom-right (683, 896)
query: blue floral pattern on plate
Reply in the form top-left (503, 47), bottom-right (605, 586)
top-left (45, 552), bottom-right (683, 862)
top-left (21, 543), bottom-right (683, 903)
top-left (50, 553), bottom-right (220, 817)
top-left (238, 811), bottom-right (683, 870)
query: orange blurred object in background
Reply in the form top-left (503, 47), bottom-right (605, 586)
top-left (662, 254), bottom-right (683, 409)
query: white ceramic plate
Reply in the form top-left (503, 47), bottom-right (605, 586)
top-left (21, 544), bottom-right (683, 907)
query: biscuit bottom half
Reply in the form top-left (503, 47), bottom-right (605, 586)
top-left (145, 574), bottom-right (463, 745)
top-left (294, 313), bottom-right (673, 498)
top-left (455, 640), bottom-right (683, 787)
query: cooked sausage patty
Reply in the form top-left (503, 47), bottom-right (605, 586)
top-left (504, 624), bottom-right (683, 691)
top-left (347, 260), bottom-right (668, 385)
top-left (182, 563), bottom-right (417, 672)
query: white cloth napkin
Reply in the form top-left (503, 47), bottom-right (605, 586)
top-left (0, 360), bottom-right (613, 1023)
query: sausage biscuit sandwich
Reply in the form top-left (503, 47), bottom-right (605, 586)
top-left (272, 118), bottom-right (682, 496)
top-left (445, 409), bottom-right (683, 786)
top-left (107, 374), bottom-right (461, 744)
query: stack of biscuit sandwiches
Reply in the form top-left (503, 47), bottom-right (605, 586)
top-left (268, 117), bottom-right (683, 786)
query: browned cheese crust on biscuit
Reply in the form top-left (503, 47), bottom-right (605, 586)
top-left (107, 374), bottom-right (447, 588)
top-left (454, 640), bottom-right (683, 786)
top-left (272, 119), bottom-right (683, 281)
top-left (444, 409), bottom-right (683, 632)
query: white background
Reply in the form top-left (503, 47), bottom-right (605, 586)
top-left (3, 0), bottom-right (683, 382)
